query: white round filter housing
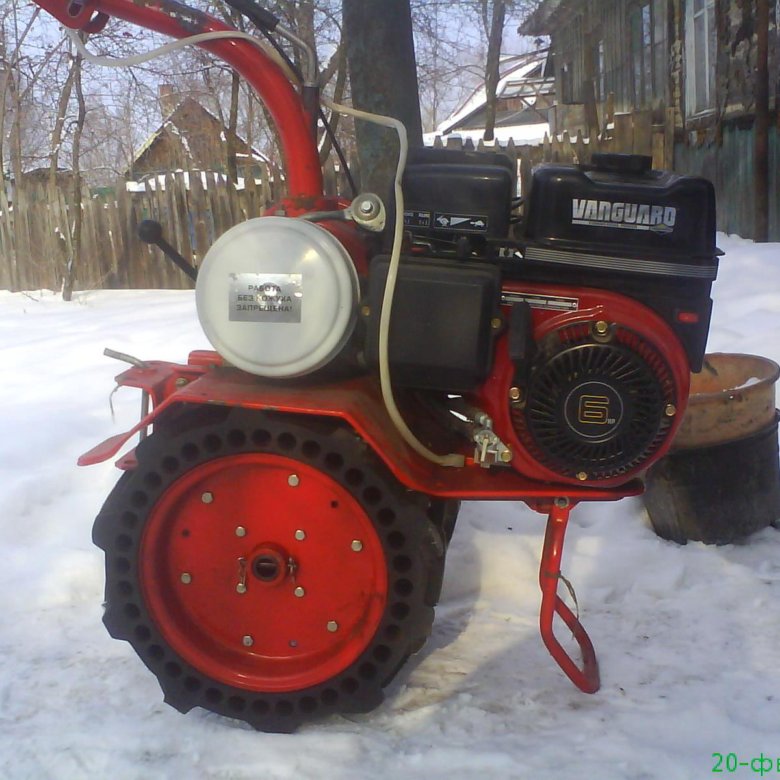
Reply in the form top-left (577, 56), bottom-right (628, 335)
top-left (196, 217), bottom-right (359, 377)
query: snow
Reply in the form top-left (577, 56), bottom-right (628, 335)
top-left (2, 233), bottom-right (780, 778)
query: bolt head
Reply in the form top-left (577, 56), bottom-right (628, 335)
top-left (180, 572), bottom-right (192, 584)
top-left (500, 449), bottom-right (513, 463)
top-left (294, 529), bottom-right (306, 541)
top-left (201, 492), bottom-right (214, 504)
top-left (351, 540), bottom-right (364, 552)
top-left (294, 586), bottom-right (305, 598)
top-left (242, 635), bottom-right (254, 647)
top-left (360, 305), bottom-right (371, 318)
top-left (594, 320), bottom-right (609, 335)
top-left (326, 621), bottom-right (339, 633)
top-left (235, 526), bottom-right (247, 537)
top-left (665, 403), bottom-right (677, 417)
top-left (288, 474), bottom-right (300, 487)
top-left (576, 471), bottom-right (588, 481)
top-left (358, 199), bottom-right (374, 215)
top-left (175, 377), bottom-right (189, 387)
top-left (236, 583), bottom-right (247, 594)
top-left (490, 317), bottom-right (502, 330)
top-left (509, 386), bottom-right (522, 402)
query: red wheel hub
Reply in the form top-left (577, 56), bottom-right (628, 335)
top-left (140, 453), bottom-right (388, 692)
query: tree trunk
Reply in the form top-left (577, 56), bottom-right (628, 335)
top-left (63, 48), bottom-right (85, 302)
top-left (754, 0), bottom-right (769, 242)
top-left (226, 70), bottom-right (240, 183)
top-left (342, 0), bottom-right (423, 195)
top-left (483, 0), bottom-right (506, 142)
top-left (49, 45), bottom-right (79, 188)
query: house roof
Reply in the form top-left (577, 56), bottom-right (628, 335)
top-left (518, 0), bottom-right (567, 36)
top-left (129, 96), bottom-right (268, 177)
top-left (426, 49), bottom-right (554, 146)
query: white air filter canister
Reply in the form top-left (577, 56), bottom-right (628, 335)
top-left (196, 216), bottom-right (359, 378)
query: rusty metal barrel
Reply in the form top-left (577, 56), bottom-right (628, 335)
top-left (644, 353), bottom-right (780, 544)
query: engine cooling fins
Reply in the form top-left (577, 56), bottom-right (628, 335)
top-left (511, 323), bottom-right (677, 481)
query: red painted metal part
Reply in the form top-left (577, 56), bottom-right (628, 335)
top-left (475, 280), bottom-right (692, 487)
top-left (537, 500), bottom-right (600, 693)
top-left (32, 0), bottom-right (322, 198)
top-left (140, 453), bottom-right (388, 692)
top-left (81, 357), bottom-right (642, 504)
top-left (80, 356), bottom-right (643, 693)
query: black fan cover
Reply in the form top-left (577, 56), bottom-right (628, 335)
top-left (512, 324), bottom-right (676, 480)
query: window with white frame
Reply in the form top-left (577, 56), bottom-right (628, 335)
top-left (685, 0), bottom-right (717, 115)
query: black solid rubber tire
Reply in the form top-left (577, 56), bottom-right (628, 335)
top-left (92, 404), bottom-right (446, 732)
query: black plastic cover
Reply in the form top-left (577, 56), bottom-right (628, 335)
top-left (365, 256), bottom-right (501, 391)
top-left (402, 147), bottom-right (515, 242)
top-left (522, 159), bottom-right (718, 272)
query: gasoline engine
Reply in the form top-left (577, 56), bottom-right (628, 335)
top-left (35, 0), bottom-right (718, 734)
top-left (197, 147), bottom-right (715, 485)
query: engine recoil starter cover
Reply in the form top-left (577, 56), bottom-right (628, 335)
top-left (196, 217), bottom-right (359, 378)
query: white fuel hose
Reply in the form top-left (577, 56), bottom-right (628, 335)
top-left (322, 97), bottom-right (465, 468)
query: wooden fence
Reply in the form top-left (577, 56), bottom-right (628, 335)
top-left (0, 108), bottom-right (671, 293)
top-left (432, 106), bottom-right (674, 199)
top-left (0, 167), bottom-right (279, 293)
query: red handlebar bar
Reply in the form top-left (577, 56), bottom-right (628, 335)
top-left (35, 0), bottom-right (323, 198)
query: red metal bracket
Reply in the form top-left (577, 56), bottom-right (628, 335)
top-left (538, 499), bottom-right (600, 694)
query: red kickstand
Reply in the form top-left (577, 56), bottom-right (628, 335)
top-left (538, 498), bottom-right (600, 694)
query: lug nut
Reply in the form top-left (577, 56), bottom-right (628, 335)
top-left (201, 492), bottom-right (214, 504)
top-left (180, 572), bottom-right (192, 584)
top-left (235, 526), bottom-right (247, 537)
top-left (294, 586), bottom-right (305, 598)
top-left (288, 474), bottom-right (300, 487)
top-left (351, 540), bottom-right (364, 552)
top-left (326, 621), bottom-right (339, 633)
top-left (294, 530), bottom-right (306, 541)
top-left (242, 635), bottom-right (254, 647)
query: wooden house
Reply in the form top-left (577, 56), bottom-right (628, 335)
top-left (521, 0), bottom-right (779, 240)
top-left (427, 49), bottom-right (556, 146)
top-left (128, 94), bottom-right (267, 183)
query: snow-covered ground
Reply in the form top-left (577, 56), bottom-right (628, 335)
top-left (1, 233), bottom-right (779, 780)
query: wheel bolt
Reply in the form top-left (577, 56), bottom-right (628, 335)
top-left (351, 540), bottom-right (363, 552)
top-left (288, 474), bottom-right (300, 487)
top-left (242, 635), bottom-right (254, 647)
top-left (294, 586), bottom-right (305, 598)
top-left (201, 492), bottom-right (214, 504)
top-left (235, 526), bottom-right (247, 537)
top-left (180, 572), bottom-right (192, 584)
top-left (327, 621), bottom-right (339, 633)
